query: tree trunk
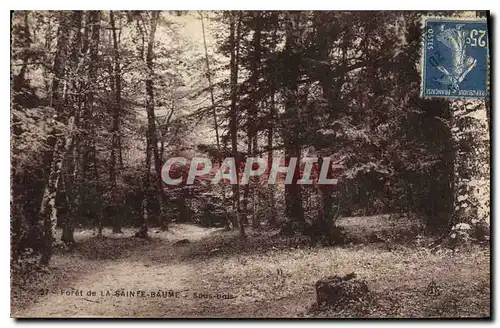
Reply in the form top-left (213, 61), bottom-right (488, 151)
top-left (39, 12), bottom-right (79, 266)
top-left (68, 11), bottom-right (85, 244)
top-left (267, 93), bottom-right (277, 226)
top-left (282, 13), bottom-right (305, 232)
top-left (61, 174), bottom-right (75, 244)
top-left (40, 117), bottom-right (76, 265)
top-left (136, 134), bottom-right (152, 239)
top-left (449, 99), bottom-right (490, 241)
top-left (144, 11), bottom-right (169, 231)
top-left (109, 10), bottom-right (123, 234)
top-left (242, 12), bottom-right (262, 227)
top-left (91, 138), bottom-right (103, 237)
top-left (229, 12), bottom-right (245, 238)
top-left (242, 139), bottom-right (252, 225)
top-left (317, 156), bottom-right (334, 243)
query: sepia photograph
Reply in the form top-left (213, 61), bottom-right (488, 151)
top-left (10, 10), bottom-right (491, 318)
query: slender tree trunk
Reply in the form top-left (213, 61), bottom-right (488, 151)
top-left (282, 13), bottom-right (305, 233)
top-left (317, 156), bottom-right (334, 243)
top-left (242, 13), bottom-right (262, 227)
top-left (61, 137), bottom-right (76, 245)
top-left (133, 16), bottom-right (150, 239)
top-left (242, 136), bottom-right (252, 225)
top-left (91, 138), bottom-right (103, 237)
top-left (267, 93), bottom-right (277, 226)
top-left (266, 20), bottom-right (279, 227)
top-left (109, 10), bottom-right (123, 233)
top-left (61, 173), bottom-right (75, 244)
top-left (229, 12), bottom-right (245, 238)
top-left (144, 11), bottom-right (169, 231)
top-left (136, 134), bottom-right (152, 239)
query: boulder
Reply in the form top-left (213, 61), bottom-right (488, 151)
top-left (315, 272), bottom-right (369, 309)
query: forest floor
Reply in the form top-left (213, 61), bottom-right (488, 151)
top-left (11, 215), bottom-right (490, 318)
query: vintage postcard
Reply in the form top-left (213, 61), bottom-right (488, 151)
top-left (10, 10), bottom-right (490, 318)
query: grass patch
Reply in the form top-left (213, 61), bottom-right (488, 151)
top-left (180, 215), bottom-right (489, 318)
top-left (181, 229), bottom-right (311, 261)
top-left (191, 241), bottom-right (490, 317)
top-left (339, 213), bottom-right (426, 245)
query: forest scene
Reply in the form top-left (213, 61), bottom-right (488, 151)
top-left (10, 10), bottom-right (490, 318)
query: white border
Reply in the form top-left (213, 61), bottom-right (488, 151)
top-left (5, 1), bottom-right (494, 11)
top-left (2, 3), bottom-right (497, 328)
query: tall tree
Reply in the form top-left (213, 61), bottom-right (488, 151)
top-left (38, 11), bottom-right (82, 265)
top-left (281, 12), bottom-right (305, 232)
top-left (109, 10), bottom-right (123, 233)
top-left (145, 11), bottom-right (170, 231)
top-left (61, 10), bottom-right (85, 245)
top-left (228, 12), bottom-right (246, 238)
top-left (242, 12), bottom-right (262, 228)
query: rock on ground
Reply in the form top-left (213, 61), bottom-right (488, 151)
top-left (315, 272), bottom-right (369, 309)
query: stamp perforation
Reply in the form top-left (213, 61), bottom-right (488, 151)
top-left (420, 14), bottom-right (489, 99)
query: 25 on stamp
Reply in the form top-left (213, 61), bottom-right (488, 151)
top-left (422, 18), bottom-right (489, 99)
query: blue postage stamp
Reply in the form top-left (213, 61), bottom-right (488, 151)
top-left (421, 18), bottom-right (489, 99)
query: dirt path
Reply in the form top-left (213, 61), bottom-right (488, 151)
top-left (13, 225), bottom-right (242, 318)
top-left (12, 223), bottom-right (490, 318)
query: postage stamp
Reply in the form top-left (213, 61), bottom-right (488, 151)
top-left (421, 17), bottom-right (489, 99)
